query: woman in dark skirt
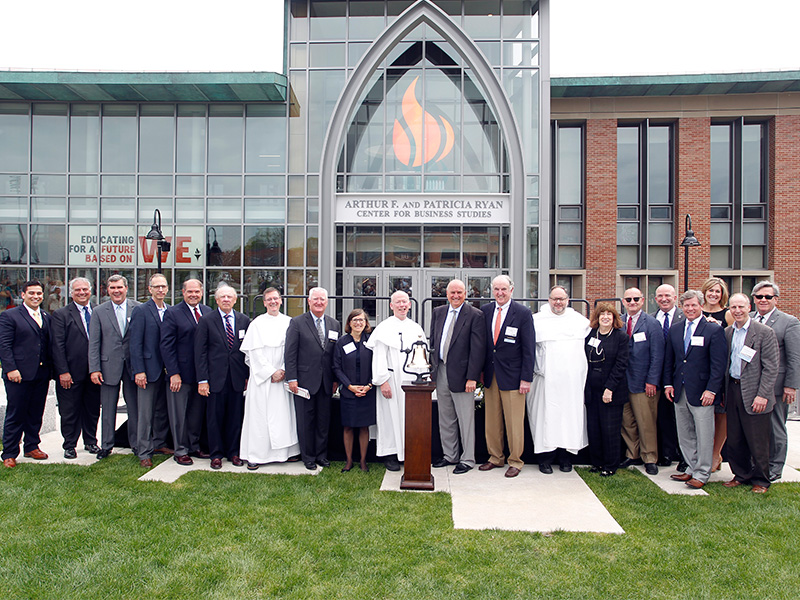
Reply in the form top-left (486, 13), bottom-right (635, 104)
top-left (333, 308), bottom-right (377, 472)
top-left (584, 302), bottom-right (630, 476)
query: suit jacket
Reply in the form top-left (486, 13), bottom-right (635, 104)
top-left (751, 309), bottom-right (800, 395)
top-left (194, 309), bottom-right (250, 393)
top-left (129, 299), bottom-right (169, 381)
top-left (725, 320), bottom-right (780, 414)
top-left (584, 327), bottom-right (630, 405)
top-left (51, 301), bottom-right (95, 381)
top-left (652, 307), bottom-right (685, 386)
top-left (663, 316), bottom-right (727, 406)
top-left (623, 311), bottom-right (665, 393)
top-left (284, 311), bottom-right (341, 396)
top-left (88, 298), bottom-right (140, 385)
top-left (429, 303), bottom-right (485, 393)
top-left (480, 300), bottom-right (535, 391)
top-left (0, 305), bottom-right (51, 381)
top-left (161, 301), bottom-right (212, 384)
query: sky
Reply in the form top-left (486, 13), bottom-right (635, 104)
top-left (1, 0), bottom-right (798, 77)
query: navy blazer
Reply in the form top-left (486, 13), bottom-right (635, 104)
top-left (663, 316), bottom-right (727, 406)
top-left (160, 301), bottom-right (211, 384)
top-left (429, 302), bottom-right (485, 393)
top-left (0, 305), bottom-right (51, 380)
top-left (284, 311), bottom-right (341, 396)
top-left (129, 299), bottom-right (168, 381)
top-left (51, 301), bottom-right (94, 381)
top-left (194, 309), bottom-right (250, 393)
top-left (333, 333), bottom-right (374, 399)
top-left (623, 311), bottom-right (665, 393)
top-left (480, 300), bottom-right (535, 391)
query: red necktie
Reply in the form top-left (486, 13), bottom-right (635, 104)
top-left (626, 316), bottom-right (633, 337)
top-left (194, 306), bottom-right (201, 323)
top-left (493, 306), bottom-right (502, 344)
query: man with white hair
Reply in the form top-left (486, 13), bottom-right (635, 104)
top-left (366, 290), bottom-right (425, 471)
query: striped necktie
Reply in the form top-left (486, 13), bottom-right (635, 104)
top-left (225, 314), bottom-right (235, 348)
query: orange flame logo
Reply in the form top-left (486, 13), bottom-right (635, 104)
top-left (392, 76), bottom-right (454, 167)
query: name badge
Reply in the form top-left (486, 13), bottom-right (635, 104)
top-left (633, 331), bottom-right (647, 342)
top-left (505, 326), bottom-right (518, 337)
top-left (343, 342), bottom-right (356, 355)
top-left (328, 330), bottom-right (339, 341)
top-left (239, 329), bottom-right (245, 340)
top-left (690, 336), bottom-right (704, 347)
top-left (588, 338), bottom-right (600, 348)
top-left (740, 346), bottom-right (757, 363)
top-left (504, 338), bottom-right (516, 344)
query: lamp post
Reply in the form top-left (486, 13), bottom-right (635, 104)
top-left (145, 209), bottom-right (170, 274)
top-left (679, 214), bottom-right (701, 292)
top-left (207, 227), bottom-right (223, 266)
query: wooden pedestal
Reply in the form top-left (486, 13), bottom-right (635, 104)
top-left (400, 381), bottom-right (435, 491)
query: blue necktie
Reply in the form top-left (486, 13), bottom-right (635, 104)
top-left (683, 322), bottom-right (693, 354)
top-left (662, 312), bottom-right (670, 341)
top-left (225, 314), bottom-right (235, 348)
top-left (83, 306), bottom-right (91, 331)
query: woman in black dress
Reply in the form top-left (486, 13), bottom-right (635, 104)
top-left (584, 302), bottom-right (630, 476)
top-left (333, 309), bottom-right (376, 472)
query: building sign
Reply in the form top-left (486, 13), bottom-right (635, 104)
top-left (336, 195), bottom-right (509, 224)
top-left (136, 225), bottom-right (206, 268)
top-left (68, 226), bottom-right (206, 267)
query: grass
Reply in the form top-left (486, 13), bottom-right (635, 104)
top-left (1, 457), bottom-right (799, 599)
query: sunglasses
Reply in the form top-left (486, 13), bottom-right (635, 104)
top-left (623, 297), bottom-right (642, 303)
top-left (753, 294), bottom-right (775, 300)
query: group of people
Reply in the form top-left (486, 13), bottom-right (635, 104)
top-left (1, 275), bottom-right (797, 495)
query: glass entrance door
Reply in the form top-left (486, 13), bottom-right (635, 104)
top-left (344, 270), bottom-right (421, 326)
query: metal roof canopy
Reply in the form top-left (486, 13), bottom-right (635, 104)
top-left (0, 71), bottom-right (288, 103)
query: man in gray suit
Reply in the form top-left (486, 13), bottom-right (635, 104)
top-left (88, 275), bottom-right (140, 459)
top-left (723, 293), bottom-right (780, 493)
top-left (750, 280), bottom-right (800, 481)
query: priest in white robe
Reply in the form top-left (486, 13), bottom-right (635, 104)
top-left (239, 288), bottom-right (300, 468)
top-left (365, 290), bottom-right (426, 470)
top-left (528, 285), bottom-right (591, 473)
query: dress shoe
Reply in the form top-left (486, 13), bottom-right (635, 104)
top-left (723, 479), bottom-right (743, 488)
top-left (384, 457), bottom-right (401, 472)
top-left (589, 466), bottom-right (601, 473)
top-left (316, 458), bottom-right (331, 468)
top-left (189, 450), bottom-right (211, 459)
top-left (140, 458), bottom-right (153, 468)
top-left (341, 463), bottom-right (353, 472)
top-left (154, 447), bottom-right (174, 455)
top-left (644, 463), bottom-right (659, 476)
top-left (559, 461), bottom-right (572, 473)
top-left (3, 458), bottom-right (16, 468)
top-left (600, 469), bottom-right (615, 477)
top-left (685, 478), bottom-right (704, 489)
top-left (619, 457), bottom-right (643, 468)
top-left (769, 473), bottom-right (781, 482)
top-left (304, 461), bottom-right (317, 470)
top-left (287, 455), bottom-right (301, 462)
top-left (478, 461), bottom-right (502, 471)
top-left (752, 485), bottom-right (768, 494)
top-left (24, 448), bottom-right (48, 460)
top-left (539, 463), bottom-right (553, 474)
top-left (453, 463), bottom-right (472, 475)
top-left (433, 458), bottom-right (457, 468)
top-left (670, 472), bottom-right (692, 482)
top-left (84, 444), bottom-right (101, 454)
top-left (96, 449), bottom-right (111, 460)
top-left (174, 454), bottom-right (193, 466)
top-left (677, 460), bottom-right (689, 473)
top-left (656, 457), bottom-right (672, 467)
top-left (210, 458), bottom-right (223, 470)
top-left (360, 464), bottom-right (369, 472)
top-left (64, 448), bottom-right (78, 459)
top-left (504, 466), bottom-right (521, 478)
top-left (230, 456), bottom-right (244, 467)
top-left (247, 461), bottom-right (260, 471)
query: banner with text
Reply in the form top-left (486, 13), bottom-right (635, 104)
top-left (335, 194), bottom-right (510, 224)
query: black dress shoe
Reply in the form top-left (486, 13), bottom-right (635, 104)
top-left (433, 458), bottom-right (457, 468)
top-left (539, 463), bottom-right (553, 474)
top-left (619, 457), bottom-right (643, 468)
top-left (600, 469), bottom-right (615, 477)
top-left (657, 457), bottom-right (672, 467)
top-left (96, 449), bottom-right (111, 460)
top-left (247, 461), bottom-right (260, 471)
top-left (341, 464), bottom-right (353, 472)
top-left (316, 458), bottom-right (330, 468)
top-left (384, 457), bottom-right (401, 471)
top-left (677, 460), bottom-right (689, 473)
top-left (589, 466), bottom-right (601, 473)
top-left (645, 463), bottom-right (659, 475)
top-left (559, 461), bottom-right (573, 473)
top-left (84, 444), bottom-right (101, 454)
top-left (304, 461), bottom-right (317, 470)
top-left (453, 463), bottom-right (472, 475)
top-left (64, 448), bottom-right (77, 459)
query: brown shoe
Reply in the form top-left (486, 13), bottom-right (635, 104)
top-left (153, 447), bottom-right (174, 455)
top-left (685, 478), bottom-right (704, 489)
top-left (174, 454), bottom-right (193, 466)
top-left (230, 455), bottom-right (244, 467)
top-left (210, 458), bottom-right (223, 470)
top-left (24, 448), bottom-right (48, 460)
top-left (140, 458), bottom-right (153, 468)
top-left (723, 479), bottom-right (743, 488)
top-left (479, 461), bottom-right (503, 471)
top-left (3, 458), bottom-right (16, 468)
top-left (504, 466), bottom-right (521, 478)
top-left (751, 485), bottom-right (768, 494)
top-left (670, 472), bottom-right (692, 482)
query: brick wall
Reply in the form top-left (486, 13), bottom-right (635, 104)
top-left (772, 115), bottom-right (800, 316)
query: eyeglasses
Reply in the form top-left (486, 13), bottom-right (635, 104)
top-left (624, 297), bottom-right (642, 303)
top-left (350, 318), bottom-right (366, 323)
top-left (550, 297), bottom-right (568, 302)
top-left (753, 294), bottom-right (775, 300)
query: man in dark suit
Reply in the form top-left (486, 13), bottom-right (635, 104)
top-left (429, 279), bottom-right (485, 475)
top-left (652, 283), bottom-right (686, 468)
top-left (129, 273), bottom-right (172, 469)
top-left (285, 287), bottom-right (341, 470)
top-left (663, 289), bottom-right (727, 489)
top-left (89, 274), bottom-right (140, 460)
top-left (722, 293), bottom-right (780, 493)
top-left (478, 275), bottom-right (535, 478)
top-left (161, 278), bottom-right (212, 466)
top-left (750, 280), bottom-right (800, 481)
top-left (51, 277), bottom-right (101, 459)
top-left (620, 287), bottom-right (664, 475)
top-left (0, 280), bottom-right (51, 468)
top-left (194, 284), bottom-right (250, 469)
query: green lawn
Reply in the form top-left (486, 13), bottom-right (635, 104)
top-left (1, 457), bottom-right (798, 599)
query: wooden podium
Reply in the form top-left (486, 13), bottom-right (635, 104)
top-left (400, 381), bottom-right (436, 491)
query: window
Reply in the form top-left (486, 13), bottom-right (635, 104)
top-left (551, 122), bottom-right (583, 269)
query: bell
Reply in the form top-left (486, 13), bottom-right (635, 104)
top-left (407, 342), bottom-right (430, 373)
